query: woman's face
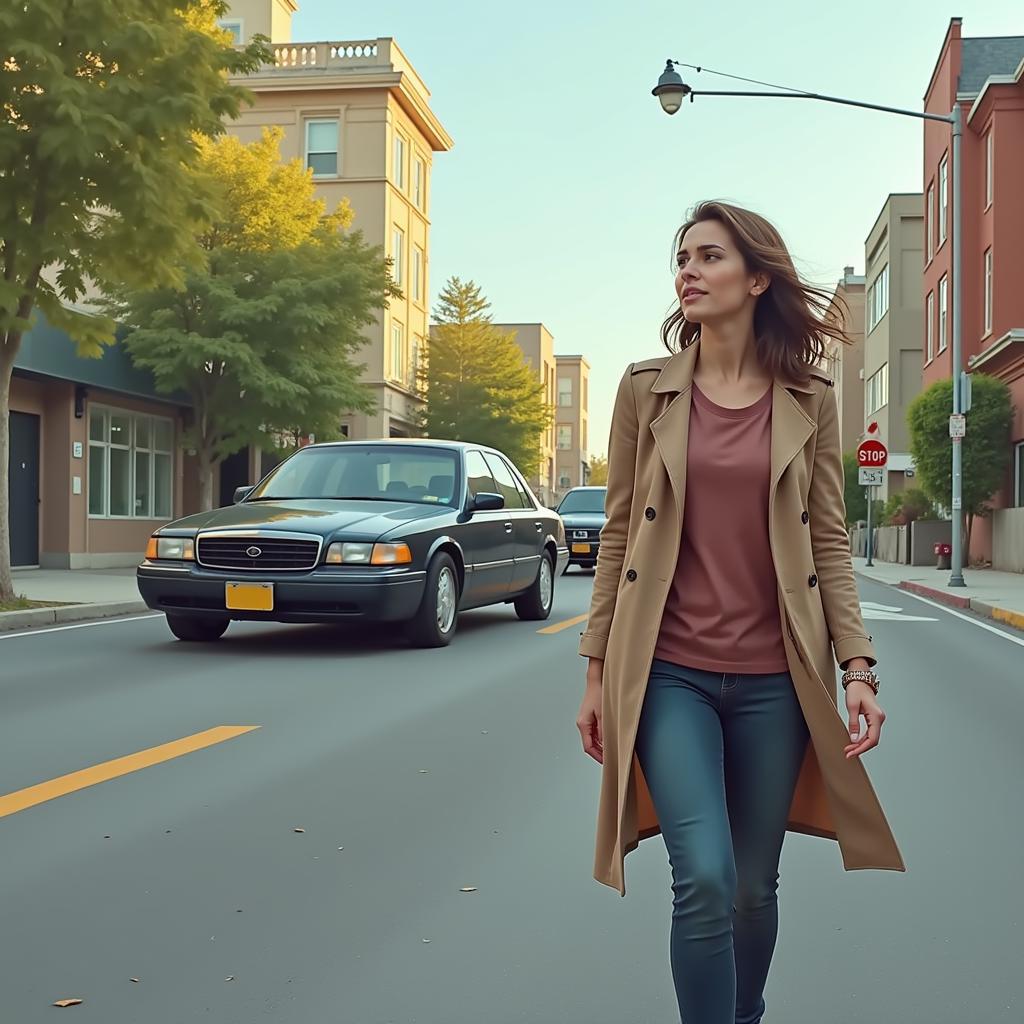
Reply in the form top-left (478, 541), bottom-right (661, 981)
top-left (674, 219), bottom-right (767, 324)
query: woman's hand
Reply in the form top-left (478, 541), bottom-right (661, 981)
top-left (844, 680), bottom-right (886, 759)
top-left (577, 659), bottom-right (604, 764)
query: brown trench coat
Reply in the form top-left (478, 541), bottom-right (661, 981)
top-left (579, 343), bottom-right (906, 895)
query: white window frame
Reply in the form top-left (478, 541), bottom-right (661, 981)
top-left (939, 155), bottom-right (949, 245)
top-left (985, 131), bottom-right (993, 209)
top-left (867, 264), bottom-right (889, 334)
top-left (926, 291), bottom-right (935, 362)
top-left (412, 246), bottom-right (423, 303)
top-left (413, 157), bottom-right (424, 208)
top-left (88, 407), bottom-right (174, 521)
top-left (305, 119), bottom-right (339, 180)
top-left (392, 226), bottom-right (405, 287)
top-left (391, 321), bottom-right (405, 383)
top-left (984, 248), bottom-right (993, 336)
top-left (556, 423), bottom-right (572, 451)
top-left (927, 184), bottom-right (935, 261)
top-left (558, 377), bottom-right (572, 407)
top-left (938, 275), bottom-right (948, 353)
top-left (393, 132), bottom-right (407, 190)
top-left (217, 18), bottom-right (244, 43)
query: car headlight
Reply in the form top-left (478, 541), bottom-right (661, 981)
top-left (146, 536), bottom-right (195, 561)
top-left (325, 542), bottom-right (412, 566)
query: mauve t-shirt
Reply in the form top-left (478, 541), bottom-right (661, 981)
top-left (654, 382), bottom-right (789, 674)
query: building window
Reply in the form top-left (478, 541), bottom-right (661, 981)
top-left (305, 120), bottom-right (338, 178)
top-left (939, 275), bottom-right (948, 353)
top-left (939, 155), bottom-right (948, 245)
top-left (217, 18), bottom-right (244, 43)
top-left (985, 131), bottom-right (993, 209)
top-left (983, 248), bottom-right (993, 336)
top-left (558, 468), bottom-right (572, 489)
top-left (412, 246), bottom-right (423, 303)
top-left (414, 158), bottom-right (424, 208)
top-left (926, 185), bottom-right (935, 261)
top-left (393, 133), bottom-right (407, 190)
top-left (391, 321), bottom-right (405, 383)
top-left (1015, 441), bottom-right (1024, 507)
top-left (867, 264), bottom-right (889, 333)
top-left (557, 424), bottom-right (572, 451)
top-left (392, 226), bottom-right (404, 287)
top-left (865, 364), bottom-right (889, 417)
top-left (926, 291), bottom-right (935, 362)
top-left (558, 377), bottom-right (572, 406)
top-left (88, 408), bottom-right (173, 519)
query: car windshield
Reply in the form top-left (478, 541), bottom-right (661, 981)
top-left (248, 446), bottom-right (461, 506)
top-left (558, 489), bottom-right (606, 514)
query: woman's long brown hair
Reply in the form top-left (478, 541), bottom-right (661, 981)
top-left (660, 201), bottom-right (850, 382)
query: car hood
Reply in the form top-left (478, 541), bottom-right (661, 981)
top-left (161, 499), bottom-right (452, 539)
top-left (559, 512), bottom-right (607, 529)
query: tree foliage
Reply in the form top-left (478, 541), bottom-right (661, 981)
top-left (421, 278), bottom-right (552, 478)
top-left (0, 0), bottom-right (270, 599)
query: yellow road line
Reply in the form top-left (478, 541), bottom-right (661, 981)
top-left (538, 612), bottom-right (589, 635)
top-left (0, 725), bottom-right (260, 820)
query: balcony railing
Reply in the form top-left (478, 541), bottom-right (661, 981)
top-left (270, 40), bottom-right (383, 70)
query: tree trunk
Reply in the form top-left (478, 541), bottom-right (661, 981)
top-left (0, 342), bottom-right (19, 603)
top-left (198, 447), bottom-right (216, 512)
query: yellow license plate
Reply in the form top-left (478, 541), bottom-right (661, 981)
top-left (572, 543), bottom-right (592, 554)
top-left (225, 582), bottom-right (274, 611)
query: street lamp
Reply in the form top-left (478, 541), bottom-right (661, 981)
top-left (653, 60), bottom-right (967, 586)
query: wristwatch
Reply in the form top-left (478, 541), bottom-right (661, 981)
top-left (841, 668), bottom-right (880, 695)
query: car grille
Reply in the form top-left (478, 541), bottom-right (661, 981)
top-left (196, 535), bottom-right (321, 571)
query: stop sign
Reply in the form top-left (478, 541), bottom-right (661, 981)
top-left (857, 438), bottom-right (888, 467)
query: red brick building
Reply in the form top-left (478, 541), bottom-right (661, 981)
top-left (923, 19), bottom-right (1024, 569)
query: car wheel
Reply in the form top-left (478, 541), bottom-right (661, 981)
top-left (515, 551), bottom-right (554, 621)
top-left (166, 614), bottom-right (229, 642)
top-left (408, 553), bottom-right (459, 648)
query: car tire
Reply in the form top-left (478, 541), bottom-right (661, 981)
top-left (408, 553), bottom-right (459, 648)
top-left (515, 551), bottom-right (554, 621)
top-left (166, 614), bottom-right (229, 642)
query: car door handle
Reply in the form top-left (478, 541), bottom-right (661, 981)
top-left (504, 522), bottom-right (513, 533)
top-left (534, 522), bottom-right (543, 532)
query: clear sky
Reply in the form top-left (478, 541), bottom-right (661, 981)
top-left (293, 0), bottom-right (1023, 455)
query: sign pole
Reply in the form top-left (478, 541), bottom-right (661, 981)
top-left (865, 485), bottom-right (873, 567)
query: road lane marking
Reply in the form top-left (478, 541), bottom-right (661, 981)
top-left (538, 613), bottom-right (589, 635)
top-left (893, 589), bottom-right (1024, 649)
top-left (0, 614), bottom-right (162, 641)
top-left (0, 726), bottom-right (260, 820)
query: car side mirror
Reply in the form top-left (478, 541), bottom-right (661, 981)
top-left (233, 485), bottom-right (255, 503)
top-left (469, 491), bottom-right (504, 512)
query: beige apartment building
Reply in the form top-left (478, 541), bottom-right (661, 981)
top-left (223, 0), bottom-right (452, 439)
top-left (494, 324), bottom-right (557, 505)
top-left (862, 194), bottom-right (925, 502)
top-left (555, 355), bottom-right (591, 496)
top-left (824, 267), bottom-right (867, 456)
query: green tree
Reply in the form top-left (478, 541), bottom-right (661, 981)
top-left (842, 452), bottom-right (867, 525)
top-left (588, 454), bottom-right (608, 486)
top-left (106, 128), bottom-right (392, 510)
top-left (421, 278), bottom-right (552, 477)
top-left (0, 0), bottom-right (269, 600)
top-left (907, 374), bottom-right (1013, 553)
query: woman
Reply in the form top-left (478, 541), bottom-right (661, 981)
top-left (575, 201), bottom-right (904, 1024)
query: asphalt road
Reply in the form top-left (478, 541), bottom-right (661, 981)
top-left (1, 571), bottom-right (1022, 1023)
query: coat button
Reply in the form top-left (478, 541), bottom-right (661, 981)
top-left (626, 569), bottom-right (638, 582)
top-left (801, 511), bottom-right (809, 524)
top-left (644, 507), bottom-right (656, 521)
top-left (808, 573), bottom-right (818, 588)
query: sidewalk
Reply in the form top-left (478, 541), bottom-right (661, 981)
top-left (2, 567), bottom-right (148, 632)
top-left (853, 557), bottom-right (1024, 631)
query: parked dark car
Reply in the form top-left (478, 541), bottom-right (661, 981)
top-left (137, 440), bottom-right (569, 648)
top-left (556, 485), bottom-right (607, 573)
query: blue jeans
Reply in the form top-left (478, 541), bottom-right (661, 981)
top-left (634, 660), bottom-right (810, 1024)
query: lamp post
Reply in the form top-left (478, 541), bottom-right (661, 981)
top-left (653, 60), bottom-right (967, 586)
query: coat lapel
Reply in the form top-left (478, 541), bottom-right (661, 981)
top-left (646, 342), bottom-right (819, 524)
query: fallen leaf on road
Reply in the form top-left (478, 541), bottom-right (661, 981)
top-left (293, 828), bottom-right (305, 833)
top-left (225, 976), bottom-right (235, 982)
top-left (459, 887), bottom-right (477, 893)
top-left (337, 847), bottom-right (344, 851)
top-left (53, 999), bottom-right (83, 1007)
top-left (419, 770), bottom-right (429, 774)
top-left (130, 978), bottom-right (140, 983)
top-left (481, 730), bottom-right (488, 735)
top-left (422, 939), bottom-right (431, 943)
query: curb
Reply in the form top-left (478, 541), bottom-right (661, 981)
top-left (856, 572), bottom-right (1024, 633)
top-left (0, 600), bottom-right (150, 633)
